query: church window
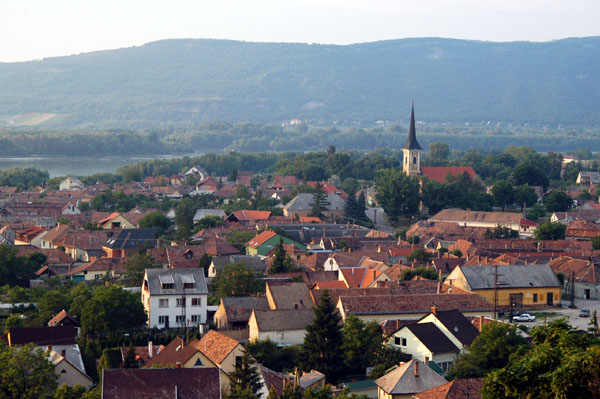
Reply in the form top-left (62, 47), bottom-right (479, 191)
top-left (413, 157), bottom-right (417, 165)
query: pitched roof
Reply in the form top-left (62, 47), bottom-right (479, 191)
top-left (404, 323), bottom-right (459, 354)
top-left (8, 326), bottom-right (77, 346)
top-left (430, 209), bottom-right (522, 226)
top-left (402, 103), bottom-right (422, 151)
top-left (48, 310), bottom-right (80, 327)
top-left (425, 309), bottom-right (480, 346)
top-left (415, 378), bottom-right (483, 399)
top-left (338, 293), bottom-right (493, 316)
top-left (375, 360), bottom-right (447, 395)
top-left (230, 210), bottom-right (272, 221)
top-left (67, 257), bottom-right (127, 276)
top-left (549, 256), bottom-right (600, 284)
top-left (261, 366), bottom-right (287, 397)
top-left (102, 368), bottom-right (221, 399)
top-left (145, 269), bottom-right (208, 296)
top-left (212, 255), bottom-right (266, 273)
top-left (247, 230), bottom-right (278, 249)
top-left (221, 297), bottom-right (270, 323)
top-left (421, 167), bottom-right (478, 184)
top-left (455, 264), bottom-right (561, 290)
top-left (144, 337), bottom-right (199, 367)
top-left (267, 282), bottom-right (313, 309)
top-left (252, 309), bottom-right (314, 331)
top-left (284, 193), bottom-right (346, 212)
top-left (103, 228), bottom-right (158, 251)
top-left (197, 330), bottom-right (241, 365)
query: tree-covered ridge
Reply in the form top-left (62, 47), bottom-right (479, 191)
top-left (1, 37), bottom-right (600, 127)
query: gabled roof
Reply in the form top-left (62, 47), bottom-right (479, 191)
top-left (284, 193), bottom-right (346, 212)
top-left (421, 167), bottom-right (478, 184)
top-left (403, 323), bottom-right (459, 354)
top-left (415, 377), bottom-right (483, 399)
top-left (145, 337), bottom-right (199, 367)
top-left (375, 359), bottom-right (447, 395)
top-left (102, 368), bottom-right (221, 399)
top-left (48, 309), bottom-right (80, 327)
top-left (221, 297), bottom-right (270, 323)
top-left (8, 326), bottom-right (77, 346)
top-left (145, 269), bottom-right (208, 296)
top-left (267, 282), bottom-right (313, 309)
top-left (198, 330), bottom-right (241, 365)
top-left (212, 255), bottom-right (265, 273)
top-left (229, 210), bottom-right (272, 221)
top-left (252, 309), bottom-right (314, 331)
top-left (421, 309), bottom-right (479, 346)
top-left (103, 228), bottom-right (158, 251)
top-left (247, 230), bottom-right (278, 249)
top-left (454, 264), bottom-right (561, 290)
top-left (430, 209), bottom-right (522, 226)
top-left (339, 267), bottom-right (385, 288)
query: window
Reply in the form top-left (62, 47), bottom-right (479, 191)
top-left (191, 315), bottom-right (201, 323)
top-left (158, 315), bottom-right (168, 324)
top-left (184, 283), bottom-right (195, 289)
top-left (161, 283), bottom-right (174, 289)
top-left (394, 337), bottom-right (407, 347)
top-left (176, 315), bottom-right (185, 324)
top-left (176, 298), bottom-right (186, 307)
top-left (533, 293), bottom-right (538, 303)
top-left (159, 299), bottom-right (169, 308)
top-left (191, 298), bottom-right (201, 307)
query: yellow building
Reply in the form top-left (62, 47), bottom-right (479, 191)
top-left (445, 264), bottom-right (562, 308)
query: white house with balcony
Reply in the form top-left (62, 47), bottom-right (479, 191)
top-left (142, 269), bottom-right (208, 329)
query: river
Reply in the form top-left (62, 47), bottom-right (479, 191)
top-left (0, 155), bottom-right (197, 177)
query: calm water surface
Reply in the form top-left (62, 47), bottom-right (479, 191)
top-left (0, 154), bottom-right (200, 177)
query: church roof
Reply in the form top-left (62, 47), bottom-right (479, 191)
top-left (402, 102), bottom-right (422, 150)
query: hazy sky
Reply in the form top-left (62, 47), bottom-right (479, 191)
top-left (2, 0), bottom-right (599, 62)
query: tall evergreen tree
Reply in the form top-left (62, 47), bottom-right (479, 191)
top-left (123, 345), bottom-right (138, 368)
top-left (270, 239), bottom-right (291, 274)
top-left (301, 290), bottom-right (344, 383)
top-left (228, 350), bottom-right (263, 399)
top-left (199, 253), bottom-right (213, 277)
top-left (309, 183), bottom-right (330, 218)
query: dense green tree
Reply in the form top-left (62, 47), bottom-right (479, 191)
top-left (53, 385), bottom-right (88, 399)
top-left (228, 350), bottom-right (263, 399)
top-left (245, 339), bottom-right (299, 372)
top-left (309, 183), bottom-right (330, 219)
top-left (98, 348), bottom-right (122, 371)
top-left (400, 266), bottom-right (438, 280)
top-left (0, 245), bottom-right (39, 287)
top-left (123, 345), bottom-right (139, 368)
top-left (592, 236), bottom-right (600, 250)
top-left (196, 215), bottom-right (225, 229)
top-left (544, 190), bottom-right (573, 212)
top-left (0, 343), bottom-right (57, 399)
top-left (509, 162), bottom-right (549, 190)
top-left (139, 212), bottom-right (171, 235)
top-left (67, 283), bottom-right (92, 320)
top-left (213, 263), bottom-right (263, 297)
top-left (342, 315), bottom-right (385, 376)
top-left (534, 221), bottom-right (566, 240)
top-left (491, 180), bottom-right (514, 211)
top-left (199, 253), bottom-right (213, 277)
top-left (235, 185), bottom-right (251, 200)
top-left (37, 290), bottom-right (70, 324)
top-left (406, 249), bottom-right (432, 264)
top-left (562, 162), bottom-right (582, 182)
top-left (302, 290), bottom-right (344, 383)
top-left (175, 197), bottom-right (196, 241)
top-left (526, 203), bottom-right (546, 220)
top-left (80, 285), bottom-right (147, 337)
top-left (513, 185), bottom-right (538, 210)
top-left (481, 320), bottom-right (600, 399)
top-left (123, 252), bottom-right (160, 287)
top-left (270, 240), bottom-right (292, 274)
top-left (447, 322), bottom-right (529, 380)
top-left (579, 189), bottom-right (592, 201)
top-left (426, 142), bottom-right (450, 166)
top-left (484, 225), bottom-right (519, 239)
top-left (375, 168), bottom-right (420, 224)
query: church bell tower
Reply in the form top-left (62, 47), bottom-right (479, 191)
top-left (402, 101), bottom-right (422, 176)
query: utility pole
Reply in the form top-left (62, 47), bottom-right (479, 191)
top-left (491, 265), bottom-right (503, 319)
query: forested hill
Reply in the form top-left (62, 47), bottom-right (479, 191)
top-left (1, 37), bottom-right (600, 128)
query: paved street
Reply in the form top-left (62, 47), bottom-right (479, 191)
top-left (508, 299), bottom-right (600, 330)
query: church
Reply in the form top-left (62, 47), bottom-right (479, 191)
top-left (401, 103), bottom-right (479, 183)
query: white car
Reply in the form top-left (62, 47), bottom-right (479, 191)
top-left (513, 313), bottom-right (536, 322)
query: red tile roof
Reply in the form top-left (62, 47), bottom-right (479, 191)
top-left (421, 166), bottom-right (479, 183)
top-left (415, 378), bottom-right (483, 399)
top-left (247, 230), bottom-right (278, 249)
top-left (102, 368), bottom-right (221, 399)
top-left (230, 210), bottom-right (272, 221)
top-left (197, 330), bottom-right (241, 365)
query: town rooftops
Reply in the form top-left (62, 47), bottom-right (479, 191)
top-left (102, 368), bottom-right (221, 399)
top-left (144, 269), bottom-right (208, 296)
top-left (454, 264), bottom-right (561, 290)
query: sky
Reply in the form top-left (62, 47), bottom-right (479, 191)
top-left (2, 0), bottom-right (600, 62)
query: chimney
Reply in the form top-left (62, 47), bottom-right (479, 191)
top-left (176, 361), bottom-right (181, 368)
top-left (438, 269), bottom-right (442, 281)
top-left (414, 361), bottom-right (419, 377)
top-left (479, 315), bottom-right (484, 328)
top-left (61, 349), bottom-right (66, 358)
top-left (431, 305), bottom-right (437, 314)
top-left (424, 357), bottom-right (429, 366)
top-left (437, 281), bottom-right (441, 294)
top-left (148, 341), bottom-right (153, 358)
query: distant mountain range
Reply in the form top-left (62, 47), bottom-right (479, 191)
top-left (1, 37), bottom-right (599, 128)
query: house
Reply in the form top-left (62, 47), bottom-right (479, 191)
top-left (193, 209), bottom-right (227, 224)
top-left (389, 323), bottom-right (459, 372)
top-left (67, 257), bottom-right (127, 282)
top-left (102, 368), bottom-right (221, 399)
top-left (142, 269), bottom-right (208, 329)
top-left (445, 264), bottom-right (562, 308)
top-left (265, 282), bottom-right (313, 310)
top-left (14, 225), bottom-right (47, 246)
top-left (226, 210), bottom-right (272, 224)
top-left (103, 228), bottom-right (158, 258)
top-left (577, 171), bottom-right (600, 185)
top-left (550, 256), bottom-right (600, 299)
top-left (59, 176), bottom-right (85, 191)
top-left (48, 350), bottom-right (94, 388)
top-left (416, 309), bottom-right (479, 351)
top-left (338, 267), bottom-right (390, 288)
top-left (413, 378), bottom-right (484, 399)
top-left (185, 166), bottom-right (210, 180)
top-left (248, 309), bottom-right (314, 345)
top-left (48, 310), bottom-right (80, 330)
top-left (283, 193), bottom-right (346, 221)
top-left (375, 359), bottom-right (447, 399)
top-left (97, 212), bottom-right (140, 229)
top-left (345, 379), bottom-right (379, 399)
top-left (336, 293), bottom-right (493, 323)
top-left (214, 296), bottom-right (270, 330)
top-left (565, 220), bottom-right (600, 240)
top-left (61, 201), bottom-right (81, 215)
top-left (299, 370), bottom-right (326, 390)
top-left (208, 255), bottom-right (266, 278)
top-left (429, 209), bottom-right (522, 232)
top-left (246, 230), bottom-right (306, 256)
top-left (53, 230), bottom-right (111, 261)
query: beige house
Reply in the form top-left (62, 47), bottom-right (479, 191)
top-left (248, 309), bottom-right (314, 345)
top-left (48, 350), bottom-right (94, 388)
top-left (375, 360), bottom-right (447, 399)
top-left (429, 209), bottom-right (522, 232)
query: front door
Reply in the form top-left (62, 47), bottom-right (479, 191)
top-left (547, 292), bottom-right (554, 306)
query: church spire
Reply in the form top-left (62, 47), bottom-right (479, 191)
top-left (402, 100), bottom-right (422, 150)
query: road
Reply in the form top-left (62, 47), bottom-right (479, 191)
top-left (510, 299), bottom-right (600, 330)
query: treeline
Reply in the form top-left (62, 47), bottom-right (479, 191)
top-left (2, 122), bottom-right (600, 156)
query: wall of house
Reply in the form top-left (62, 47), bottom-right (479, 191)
top-left (220, 344), bottom-right (245, 375)
top-left (418, 314), bottom-right (465, 351)
top-left (473, 287), bottom-right (561, 307)
top-left (255, 329), bottom-right (306, 346)
top-left (54, 360), bottom-right (94, 388)
top-left (213, 303), bottom-right (228, 329)
top-left (389, 328), bottom-right (435, 363)
top-left (568, 282), bottom-right (600, 300)
top-left (145, 294), bottom-right (208, 329)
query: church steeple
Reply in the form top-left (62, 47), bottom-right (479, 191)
top-left (402, 101), bottom-right (422, 176)
top-left (402, 101), bottom-right (422, 150)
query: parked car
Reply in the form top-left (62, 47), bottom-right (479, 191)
top-left (579, 309), bottom-right (591, 317)
top-left (513, 313), bottom-right (536, 322)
